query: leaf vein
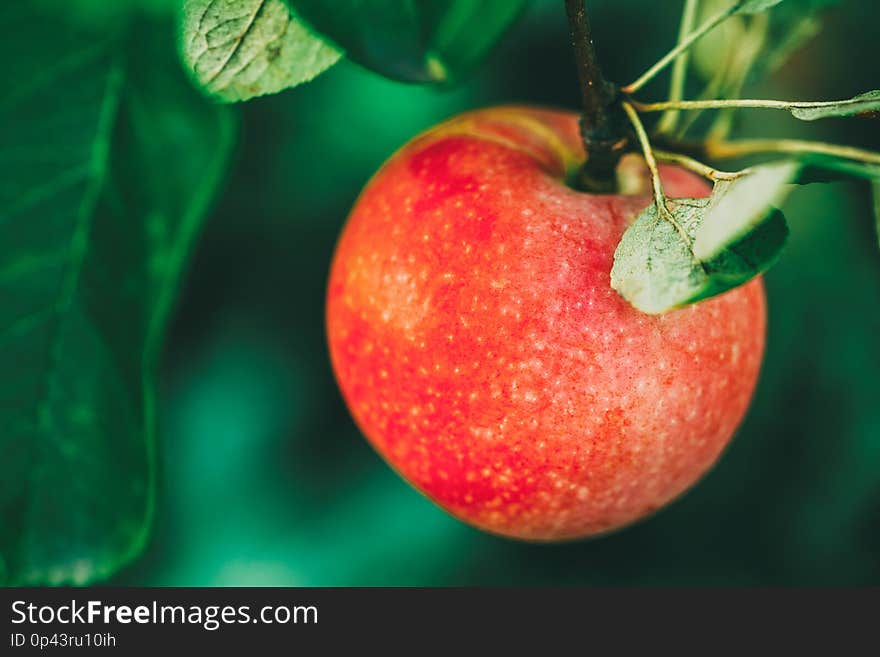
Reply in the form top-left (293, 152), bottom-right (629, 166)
top-left (205, 0), bottom-right (267, 85)
top-left (0, 165), bottom-right (89, 226)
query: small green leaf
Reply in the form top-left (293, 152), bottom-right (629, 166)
top-left (181, 0), bottom-right (341, 102)
top-left (789, 91), bottom-right (880, 121)
top-left (737, 0), bottom-right (787, 14)
top-left (611, 198), bottom-right (788, 314)
top-left (288, 0), bottom-right (528, 83)
top-left (691, 0), bottom-right (760, 87)
top-left (694, 162), bottom-right (798, 261)
top-left (692, 0), bottom-right (838, 90)
top-left (0, 9), bottom-right (235, 585)
top-left (756, 0), bottom-right (840, 76)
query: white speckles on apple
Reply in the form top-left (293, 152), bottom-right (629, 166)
top-left (731, 342), bottom-right (741, 365)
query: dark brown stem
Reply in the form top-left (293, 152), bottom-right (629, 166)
top-left (565, 0), bottom-right (627, 192)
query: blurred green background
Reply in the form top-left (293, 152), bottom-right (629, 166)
top-left (101, 0), bottom-right (880, 585)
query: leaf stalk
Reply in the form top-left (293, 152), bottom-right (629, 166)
top-left (622, 0), bottom-right (744, 94)
top-left (633, 97), bottom-right (877, 113)
top-left (656, 0), bottom-right (699, 134)
top-left (622, 101), bottom-right (691, 241)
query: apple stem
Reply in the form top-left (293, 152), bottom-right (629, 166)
top-left (565, 0), bottom-right (627, 192)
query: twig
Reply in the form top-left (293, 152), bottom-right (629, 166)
top-left (705, 138), bottom-right (880, 165)
top-left (656, 0), bottom-right (699, 135)
top-left (654, 150), bottom-right (749, 181)
top-left (622, 1), bottom-right (743, 94)
top-left (633, 96), bottom-right (876, 114)
top-left (565, 0), bottom-right (623, 189)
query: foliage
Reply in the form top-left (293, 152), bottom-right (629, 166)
top-left (611, 191), bottom-right (788, 314)
top-left (0, 4), bottom-right (234, 585)
top-left (287, 0), bottom-right (529, 83)
top-left (181, 0), bottom-right (341, 102)
top-left (2, 0), bottom-right (878, 585)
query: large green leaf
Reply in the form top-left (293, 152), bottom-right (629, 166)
top-left (181, 0), bottom-right (341, 102)
top-left (0, 9), bottom-right (235, 585)
top-left (289, 0), bottom-right (528, 83)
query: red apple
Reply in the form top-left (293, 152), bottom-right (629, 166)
top-left (326, 106), bottom-right (766, 541)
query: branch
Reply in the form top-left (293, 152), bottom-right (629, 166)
top-left (565, 0), bottom-right (625, 191)
top-left (705, 139), bottom-right (880, 165)
top-left (656, 0), bottom-right (699, 135)
top-left (634, 97), bottom-right (876, 113)
top-left (654, 150), bottom-right (748, 181)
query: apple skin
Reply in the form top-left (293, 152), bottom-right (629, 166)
top-left (326, 106), bottom-right (766, 541)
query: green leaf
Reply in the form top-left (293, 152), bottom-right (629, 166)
top-left (692, 0), bottom-right (839, 90)
top-left (611, 198), bottom-right (788, 314)
top-left (691, 0), bottom-right (762, 87)
top-left (789, 91), bottom-right (880, 121)
top-left (288, 0), bottom-right (528, 83)
top-left (752, 1), bottom-right (832, 76)
top-left (181, 0), bottom-right (341, 102)
top-left (788, 155), bottom-right (880, 249)
top-left (693, 162), bottom-right (799, 261)
top-left (0, 10), bottom-right (235, 585)
top-left (32, 0), bottom-right (179, 29)
top-left (795, 155), bottom-right (880, 183)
